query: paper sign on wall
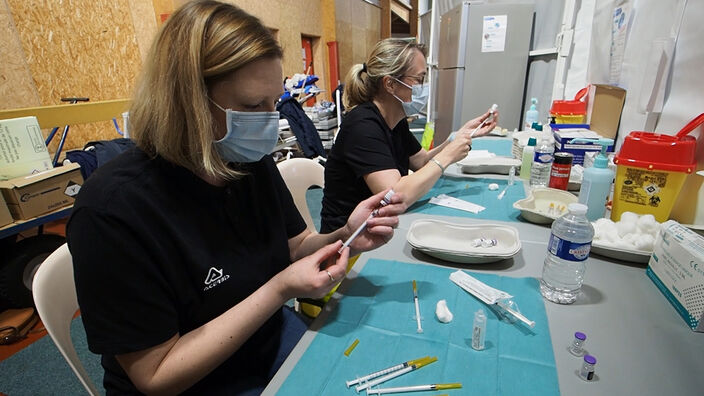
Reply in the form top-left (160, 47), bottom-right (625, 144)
top-left (481, 15), bottom-right (507, 53)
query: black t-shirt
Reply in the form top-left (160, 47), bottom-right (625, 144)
top-left (66, 148), bottom-right (306, 395)
top-left (320, 102), bottom-right (422, 233)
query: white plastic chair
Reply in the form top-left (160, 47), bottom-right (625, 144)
top-left (277, 158), bottom-right (325, 232)
top-left (32, 243), bottom-right (102, 396)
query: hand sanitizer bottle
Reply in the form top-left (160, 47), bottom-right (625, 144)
top-left (525, 98), bottom-right (539, 129)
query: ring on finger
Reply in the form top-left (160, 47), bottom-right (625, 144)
top-left (326, 270), bottom-right (336, 283)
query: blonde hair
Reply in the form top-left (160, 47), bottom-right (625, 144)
top-left (344, 39), bottom-right (426, 109)
top-left (129, 0), bottom-right (282, 180)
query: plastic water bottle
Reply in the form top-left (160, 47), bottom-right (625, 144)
top-left (530, 139), bottom-right (554, 188)
top-left (540, 203), bottom-right (594, 304)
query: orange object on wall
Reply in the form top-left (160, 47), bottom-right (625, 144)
top-left (327, 41), bottom-right (340, 95)
top-left (301, 37), bottom-right (316, 106)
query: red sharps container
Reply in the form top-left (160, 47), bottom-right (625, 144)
top-left (549, 152), bottom-right (573, 190)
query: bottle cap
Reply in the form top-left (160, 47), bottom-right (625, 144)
top-left (527, 137), bottom-right (537, 146)
top-left (583, 355), bottom-right (597, 365)
top-left (568, 203), bottom-right (588, 215)
top-left (574, 331), bottom-right (586, 340)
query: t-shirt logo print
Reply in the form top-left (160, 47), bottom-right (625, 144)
top-left (203, 267), bottom-right (230, 291)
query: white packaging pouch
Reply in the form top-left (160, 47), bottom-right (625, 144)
top-left (450, 270), bottom-right (535, 328)
top-left (429, 194), bottom-right (485, 214)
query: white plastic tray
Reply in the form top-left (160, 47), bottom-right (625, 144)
top-left (591, 242), bottom-right (652, 264)
top-left (406, 219), bottom-right (521, 264)
top-left (457, 156), bottom-right (521, 175)
top-left (512, 187), bottom-right (578, 224)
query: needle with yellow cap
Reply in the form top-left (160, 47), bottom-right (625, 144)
top-left (412, 280), bottom-right (423, 333)
top-left (345, 356), bottom-right (430, 388)
top-left (355, 357), bottom-right (437, 392)
top-left (366, 383), bottom-right (462, 394)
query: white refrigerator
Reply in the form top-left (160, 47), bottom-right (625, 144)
top-left (434, 1), bottom-right (534, 141)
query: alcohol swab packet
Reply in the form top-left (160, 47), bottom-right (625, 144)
top-left (449, 270), bottom-right (535, 328)
top-left (429, 194), bottom-right (485, 214)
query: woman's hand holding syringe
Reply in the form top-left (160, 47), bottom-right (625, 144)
top-left (338, 189), bottom-right (398, 254)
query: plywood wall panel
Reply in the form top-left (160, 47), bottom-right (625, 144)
top-left (128, 0), bottom-right (158, 61)
top-left (6, 0), bottom-right (143, 152)
top-left (0, 0), bottom-right (39, 109)
top-left (335, 0), bottom-right (381, 86)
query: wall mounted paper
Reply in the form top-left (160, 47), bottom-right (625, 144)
top-left (482, 15), bottom-right (507, 52)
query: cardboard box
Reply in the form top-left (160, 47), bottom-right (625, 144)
top-left (0, 163), bottom-right (82, 220)
top-left (0, 193), bottom-right (13, 227)
top-left (647, 220), bottom-right (704, 332)
top-left (585, 84), bottom-right (626, 140)
top-left (0, 116), bottom-right (53, 180)
top-left (552, 128), bottom-right (614, 166)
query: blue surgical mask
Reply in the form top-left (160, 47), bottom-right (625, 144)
top-left (210, 99), bottom-right (280, 163)
top-left (391, 77), bottom-right (429, 116)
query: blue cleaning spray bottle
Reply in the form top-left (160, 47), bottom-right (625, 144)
top-left (571, 138), bottom-right (615, 221)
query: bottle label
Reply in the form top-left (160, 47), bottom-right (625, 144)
top-left (548, 234), bottom-right (591, 261)
top-left (534, 152), bottom-right (553, 164)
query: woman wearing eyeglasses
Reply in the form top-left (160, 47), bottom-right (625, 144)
top-left (320, 39), bottom-right (498, 234)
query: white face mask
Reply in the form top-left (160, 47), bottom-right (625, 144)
top-left (210, 99), bottom-right (280, 163)
top-left (391, 77), bottom-right (429, 116)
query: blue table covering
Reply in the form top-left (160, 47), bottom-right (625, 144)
top-left (407, 176), bottom-right (525, 222)
top-left (470, 138), bottom-right (513, 157)
top-left (277, 259), bottom-right (558, 396)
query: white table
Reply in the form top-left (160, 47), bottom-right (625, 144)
top-left (264, 212), bottom-right (704, 395)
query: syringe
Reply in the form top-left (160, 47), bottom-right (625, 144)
top-left (470, 104), bottom-right (499, 137)
top-left (338, 189), bottom-right (395, 253)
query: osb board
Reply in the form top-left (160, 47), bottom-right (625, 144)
top-left (0, 0), bottom-right (39, 109)
top-left (128, 0), bottom-right (158, 61)
top-left (335, 0), bottom-right (381, 86)
top-left (6, 0), bottom-right (143, 153)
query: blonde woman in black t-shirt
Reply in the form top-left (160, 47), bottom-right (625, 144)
top-left (66, 2), bottom-right (404, 395)
top-left (321, 39), bottom-right (498, 233)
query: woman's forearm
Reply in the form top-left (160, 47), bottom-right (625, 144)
top-left (117, 277), bottom-right (289, 395)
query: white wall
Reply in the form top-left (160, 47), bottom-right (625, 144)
top-left (564, 0), bottom-right (704, 224)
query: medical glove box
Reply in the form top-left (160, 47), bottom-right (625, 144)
top-left (0, 163), bottom-right (82, 220)
top-left (0, 116), bottom-right (53, 180)
top-left (647, 221), bottom-right (704, 332)
top-left (552, 128), bottom-right (613, 166)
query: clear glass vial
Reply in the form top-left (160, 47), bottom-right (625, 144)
top-left (579, 355), bottom-right (597, 381)
top-left (569, 331), bottom-right (586, 356)
top-left (471, 309), bottom-right (486, 350)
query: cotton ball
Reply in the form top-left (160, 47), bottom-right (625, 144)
top-left (637, 214), bottom-right (659, 235)
top-left (488, 183), bottom-right (499, 191)
top-left (614, 238), bottom-right (634, 250)
top-left (634, 234), bottom-right (655, 251)
top-left (617, 220), bottom-right (637, 237)
top-left (604, 229), bottom-right (620, 243)
top-left (622, 233), bottom-right (639, 248)
top-left (593, 218), bottom-right (615, 238)
top-left (594, 218), bottom-right (615, 229)
top-left (620, 211), bottom-right (639, 224)
top-left (435, 300), bottom-right (454, 323)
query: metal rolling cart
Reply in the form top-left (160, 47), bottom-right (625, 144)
top-left (0, 99), bottom-right (130, 309)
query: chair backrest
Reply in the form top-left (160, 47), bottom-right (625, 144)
top-left (32, 243), bottom-right (102, 396)
top-left (276, 158), bottom-right (325, 231)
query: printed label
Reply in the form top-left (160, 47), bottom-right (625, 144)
top-left (618, 167), bottom-right (668, 207)
top-left (534, 152), bottom-right (553, 164)
top-left (548, 234), bottom-right (591, 261)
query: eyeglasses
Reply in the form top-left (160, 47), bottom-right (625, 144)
top-left (399, 74), bottom-right (425, 86)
